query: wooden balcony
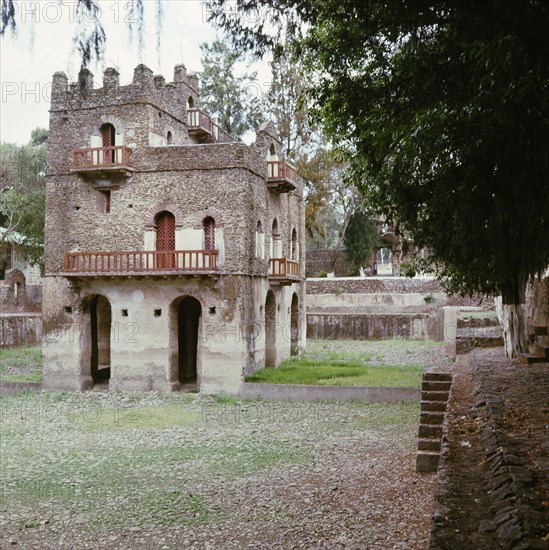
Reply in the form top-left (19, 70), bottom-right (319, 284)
top-left (268, 258), bottom-right (300, 285)
top-left (267, 160), bottom-right (297, 193)
top-left (72, 146), bottom-right (133, 177)
top-left (63, 250), bottom-right (218, 277)
top-left (187, 108), bottom-right (236, 144)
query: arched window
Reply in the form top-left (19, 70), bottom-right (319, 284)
top-left (256, 221), bottom-right (264, 259)
top-left (291, 228), bottom-right (298, 260)
top-left (156, 211), bottom-right (176, 268)
top-left (100, 123), bottom-right (115, 163)
top-left (167, 131), bottom-right (173, 145)
top-left (203, 217), bottom-right (215, 250)
top-left (271, 219), bottom-right (281, 259)
top-left (268, 143), bottom-right (278, 160)
top-left (187, 96), bottom-right (195, 109)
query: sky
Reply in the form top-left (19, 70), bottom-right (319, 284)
top-left (0, 0), bottom-right (271, 145)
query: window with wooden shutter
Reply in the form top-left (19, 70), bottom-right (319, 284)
top-left (100, 123), bottom-right (115, 163)
top-left (203, 217), bottom-right (215, 250)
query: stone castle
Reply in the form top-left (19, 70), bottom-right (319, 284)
top-left (42, 64), bottom-right (305, 394)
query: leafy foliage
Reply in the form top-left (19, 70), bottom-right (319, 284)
top-left (0, 129), bottom-right (47, 264)
top-left (199, 38), bottom-right (260, 138)
top-left (208, 0), bottom-right (549, 304)
top-left (344, 210), bottom-right (379, 270)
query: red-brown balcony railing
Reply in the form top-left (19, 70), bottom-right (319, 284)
top-left (267, 160), bottom-right (298, 193)
top-left (187, 108), bottom-right (236, 143)
top-left (73, 146), bottom-right (132, 170)
top-left (269, 258), bottom-right (299, 279)
top-left (64, 250), bottom-right (218, 274)
top-left (267, 160), bottom-right (297, 183)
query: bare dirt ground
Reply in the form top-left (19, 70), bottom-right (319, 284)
top-left (0, 392), bottom-right (437, 550)
top-left (0, 340), bottom-right (455, 549)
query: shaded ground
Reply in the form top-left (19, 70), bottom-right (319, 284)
top-left (430, 349), bottom-right (549, 549)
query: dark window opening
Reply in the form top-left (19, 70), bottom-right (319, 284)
top-left (209, 306), bottom-right (216, 315)
top-left (167, 131), bottom-right (173, 145)
top-left (65, 306), bottom-right (72, 314)
top-left (99, 190), bottom-right (111, 214)
top-left (121, 309), bottom-right (128, 317)
top-left (154, 309), bottom-right (162, 317)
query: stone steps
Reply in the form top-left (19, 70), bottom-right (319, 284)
top-left (528, 324), bottom-right (547, 336)
top-left (416, 371), bottom-right (452, 473)
top-left (519, 353), bottom-right (546, 365)
top-left (520, 324), bottom-right (549, 364)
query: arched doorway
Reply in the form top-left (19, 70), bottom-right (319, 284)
top-left (290, 293), bottom-right (298, 356)
top-left (177, 296), bottom-right (201, 385)
top-left (265, 290), bottom-right (276, 367)
top-left (90, 295), bottom-right (111, 384)
top-left (376, 247), bottom-right (393, 276)
top-left (100, 123), bottom-right (115, 163)
top-left (155, 211), bottom-right (176, 268)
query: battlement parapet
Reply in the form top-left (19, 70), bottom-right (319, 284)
top-left (51, 64), bottom-right (200, 118)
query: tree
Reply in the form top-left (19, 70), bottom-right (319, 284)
top-left (0, 129), bottom-right (47, 265)
top-left (207, 0), bottom-right (549, 358)
top-left (344, 210), bottom-right (378, 273)
top-left (199, 38), bottom-right (260, 138)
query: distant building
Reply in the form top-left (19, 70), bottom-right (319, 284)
top-left (0, 227), bottom-right (42, 284)
top-left (42, 64), bottom-right (306, 394)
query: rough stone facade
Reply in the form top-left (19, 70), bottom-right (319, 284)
top-left (42, 64), bottom-right (306, 395)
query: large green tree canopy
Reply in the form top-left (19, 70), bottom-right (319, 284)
top-left (208, 0), bottom-right (549, 294)
top-left (206, 0), bottom-right (549, 356)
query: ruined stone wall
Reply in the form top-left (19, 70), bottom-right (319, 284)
top-left (306, 249), bottom-right (353, 277)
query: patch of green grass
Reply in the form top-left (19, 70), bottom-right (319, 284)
top-left (246, 357), bottom-right (423, 387)
top-left (69, 403), bottom-right (200, 432)
top-left (457, 310), bottom-right (497, 318)
top-left (0, 373), bottom-right (42, 383)
top-left (355, 402), bottom-right (420, 428)
top-left (0, 346), bottom-right (42, 374)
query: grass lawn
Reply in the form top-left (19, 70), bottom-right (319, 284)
top-left (245, 339), bottom-right (438, 387)
top-left (0, 346), bottom-right (43, 382)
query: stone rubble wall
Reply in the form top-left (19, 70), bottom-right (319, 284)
top-left (0, 314), bottom-right (42, 347)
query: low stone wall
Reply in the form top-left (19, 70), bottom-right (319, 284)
top-left (306, 249), bottom-right (352, 278)
top-left (307, 312), bottom-right (440, 341)
top-left (0, 314), bottom-right (42, 347)
top-left (240, 382), bottom-right (420, 402)
top-left (307, 276), bottom-right (444, 295)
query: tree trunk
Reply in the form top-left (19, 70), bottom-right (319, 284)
top-left (494, 280), bottom-right (529, 358)
top-left (330, 212), bottom-right (352, 273)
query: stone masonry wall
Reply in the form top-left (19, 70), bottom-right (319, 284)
top-left (306, 277), bottom-right (486, 307)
